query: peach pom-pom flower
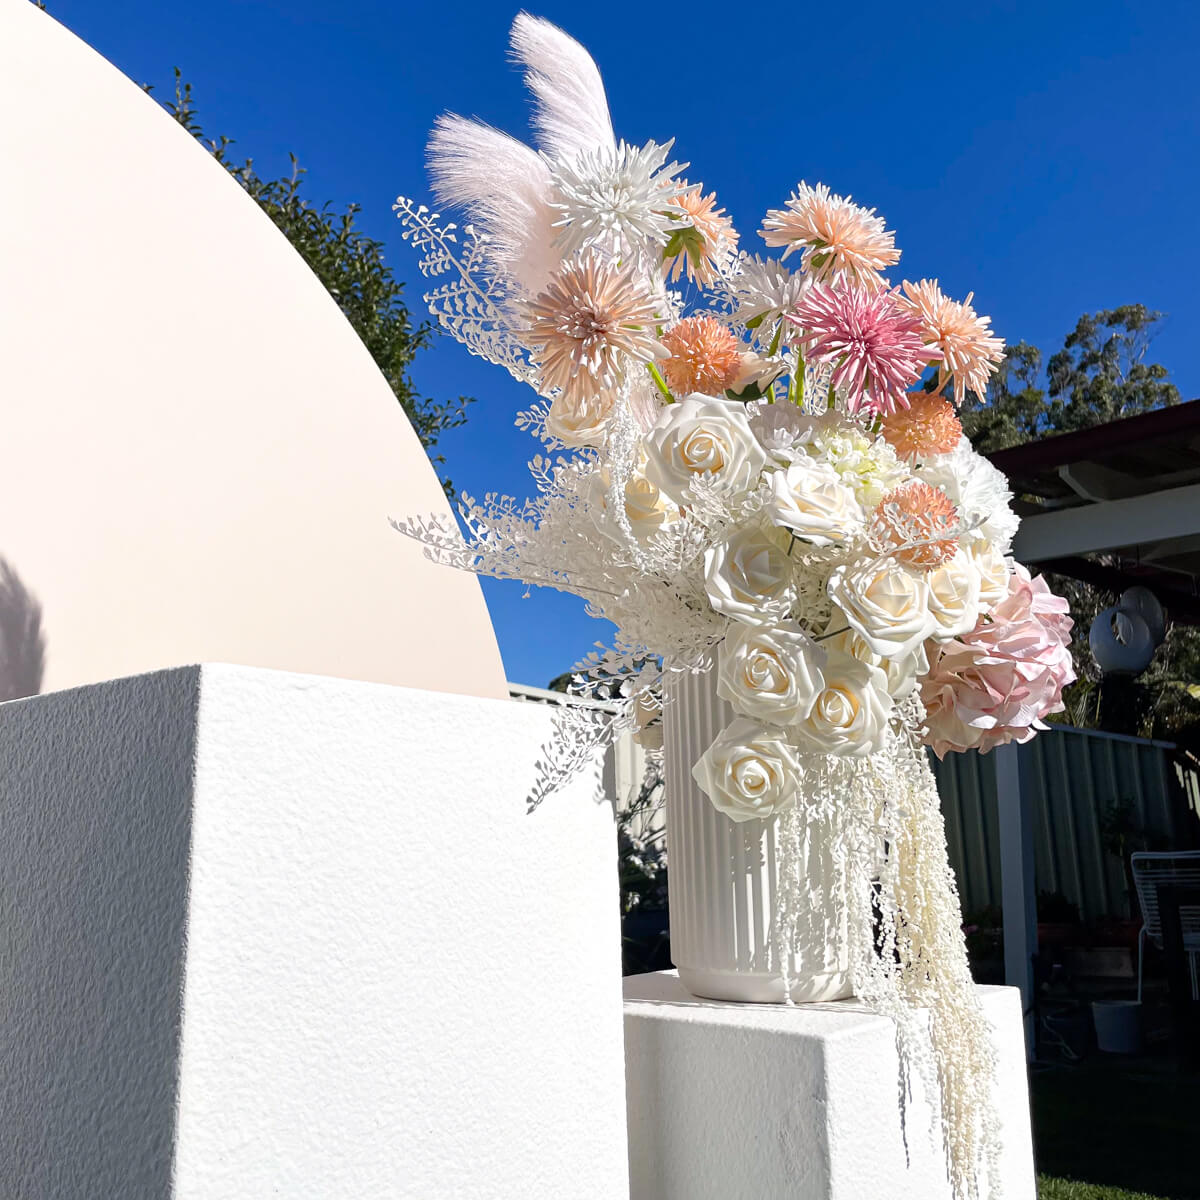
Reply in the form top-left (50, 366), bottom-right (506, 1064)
top-left (879, 392), bottom-right (964, 459)
top-left (661, 315), bottom-right (743, 396)
top-left (871, 480), bottom-right (960, 569)
top-left (921, 563), bottom-right (1076, 757)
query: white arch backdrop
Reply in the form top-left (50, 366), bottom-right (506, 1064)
top-left (0, 0), bottom-right (507, 701)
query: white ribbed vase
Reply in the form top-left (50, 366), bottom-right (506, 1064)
top-left (664, 668), bottom-right (853, 1004)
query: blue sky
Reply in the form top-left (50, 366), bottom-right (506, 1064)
top-left (45, 0), bottom-right (1200, 687)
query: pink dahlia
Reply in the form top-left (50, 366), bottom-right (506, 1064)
top-left (787, 284), bottom-right (942, 416)
top-left (921, 564), bottom-right (1076, 758)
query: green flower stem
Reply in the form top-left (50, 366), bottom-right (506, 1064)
top-left (647, 361), bottom-right (674, 402)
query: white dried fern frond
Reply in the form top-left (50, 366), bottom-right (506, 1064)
top-left (509, 12), bottom-right (615, 164)
top-left (393, 199), bottom-right (539, 384)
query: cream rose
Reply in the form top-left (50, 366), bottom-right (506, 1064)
top-left (546, 390), bottom-right (616, 447)
top-left (827, 558), bottom-right (937, 659)
top-left (692, 718), bottom-right (800, 823)
top-left (971, 541), bottom-right (1012, 611)
top-left (792, 650), bottom-right (893, 757)
top-left (822, 609), bottom-right (883, 668)
top-left (881, 642), bottom-right (929, 700)
top-left (643, 394), bottom-right (768, 502)
top-left (927, 549), bottom-right (984, 640)
top-left (717, 622), bottom-right (826, 725)
top-left (586, 467), bottom-right (676, 544)
top-left (765, 458), bottom-right (862, 547)
top-left (704, 523), bottom-right (795, 626)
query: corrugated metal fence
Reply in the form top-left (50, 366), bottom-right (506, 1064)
top-left (933, 725), bottom-right (1200, 923)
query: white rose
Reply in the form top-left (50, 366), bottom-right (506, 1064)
top-left (927, 549), bottom-right (984, 640)
top-left (827, 558), bottom-right (937, 659)
top-left (765, 458), bottom-right (862, 547)
top-left (971, 541), bottom-right (1012, 611)
top-left (717, 622), bottom-right (826, 725)
top-left (824, 609), bottom-right (925, 699)
top-left (586, 468), bottom-right (676, 544)
top-left (792, 650), bottom-right (893, 757)
top-left (881, 642), bottom-right (929, 700)
top-left (643, 394), bottom-right (768, 502)
top-left (822, 609), bottom-right (883, 667)
top-left (704, 523), bottom-right (795, 626)
top-left (692, 718), bottom-right (800, 823)
top-left (546, 390), bottom-right (616, 447)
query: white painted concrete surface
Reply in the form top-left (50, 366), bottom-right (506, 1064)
top-left (0, 1), bottom-right (506, 702)
top-left (0, 666), bottom-right (629, 1199)
top-left (624, 971), bottom-right (1035, 1200)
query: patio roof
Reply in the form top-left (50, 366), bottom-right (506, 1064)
top-left (989, 400), bottom-right (1200, 625)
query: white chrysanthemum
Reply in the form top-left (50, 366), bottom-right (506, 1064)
top-left (727, 254), bottom-right (810, 334)
top-left (549, 139), bottom-right (689, 261)
top-left (921, 436), bottom-right (1020, 551)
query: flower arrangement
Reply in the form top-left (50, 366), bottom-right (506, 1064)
top-left (393, 15), bottom-right (1074, 1197)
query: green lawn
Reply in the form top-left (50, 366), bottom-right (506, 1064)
top-left (1031, 1061), bottom-right (1199, 1200)
top-left (1039, 1177), bottom-right (1171, 1200)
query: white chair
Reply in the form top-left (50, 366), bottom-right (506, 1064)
top-left (1131, 851), bottom-right (1200, 1002)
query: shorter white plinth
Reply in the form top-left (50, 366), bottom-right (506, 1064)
top-left (0, 665), bottom-right (629, 1199)
top-left (623, 971), bottom-right (1035, 1200)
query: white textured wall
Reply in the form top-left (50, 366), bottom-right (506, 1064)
top-left (0, 0), bottom-right (506, 702)
top-left (624, 971), bottom-right (1035, 1200)
top-left (0, 666), bottom-right (629, 1198)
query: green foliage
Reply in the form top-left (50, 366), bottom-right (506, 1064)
top-left (1046, 305), bottom-right (1180, 433)
top-left (960, 306), bottom-right (1180, 454)
top-left (957, 341), bottom-right (1046, 453)
top-left (156, 71), bottom-right (470, 496)
top-left (960, 307), bottom-right (1200, 749)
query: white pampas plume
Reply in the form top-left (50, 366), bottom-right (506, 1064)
top-left (427, 113), bottom-right (559, 298)
top-left (509, 12), bottom-right (616, 163)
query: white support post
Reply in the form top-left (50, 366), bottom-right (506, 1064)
top-left (996, 742), bottom-right (1037, 1057)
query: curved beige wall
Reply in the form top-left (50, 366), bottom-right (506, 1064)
top-left (0, 1), bottom-right (507, 701)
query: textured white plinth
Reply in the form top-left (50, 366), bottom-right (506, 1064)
top-left (624, 971), bottom-right (1035, 1200)
top-left (0, 665), bottom-right (629, 1199)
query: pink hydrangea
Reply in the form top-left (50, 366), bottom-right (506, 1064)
top-left (921, 563), bottom-right (1076, 758)
top-left (787, 283), bottom-right (941, 416)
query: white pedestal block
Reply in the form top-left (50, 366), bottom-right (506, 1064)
top-left (0, 665), bottom-right (629, 1199)
top-left (623, 971), bottom-right (1035, 1200)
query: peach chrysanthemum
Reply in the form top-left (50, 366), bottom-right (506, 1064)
top-left (520, 249), bottom-right (664, 405)
top-left (871, 480), bottom-right (960, 569)
top-left (760, 182), bottom-right (900, 289)
top-left (663, 181), bottom-right (739, 286)
top-left (660, 316), bottom-right (743, 396)
top-left (879, 392), bottom-right (964, 460)
top-left (900, 279), bottom-right (1005, 404)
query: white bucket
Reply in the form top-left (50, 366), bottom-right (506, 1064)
top-left (1091, 1000), bottom-right (1143, 1054)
